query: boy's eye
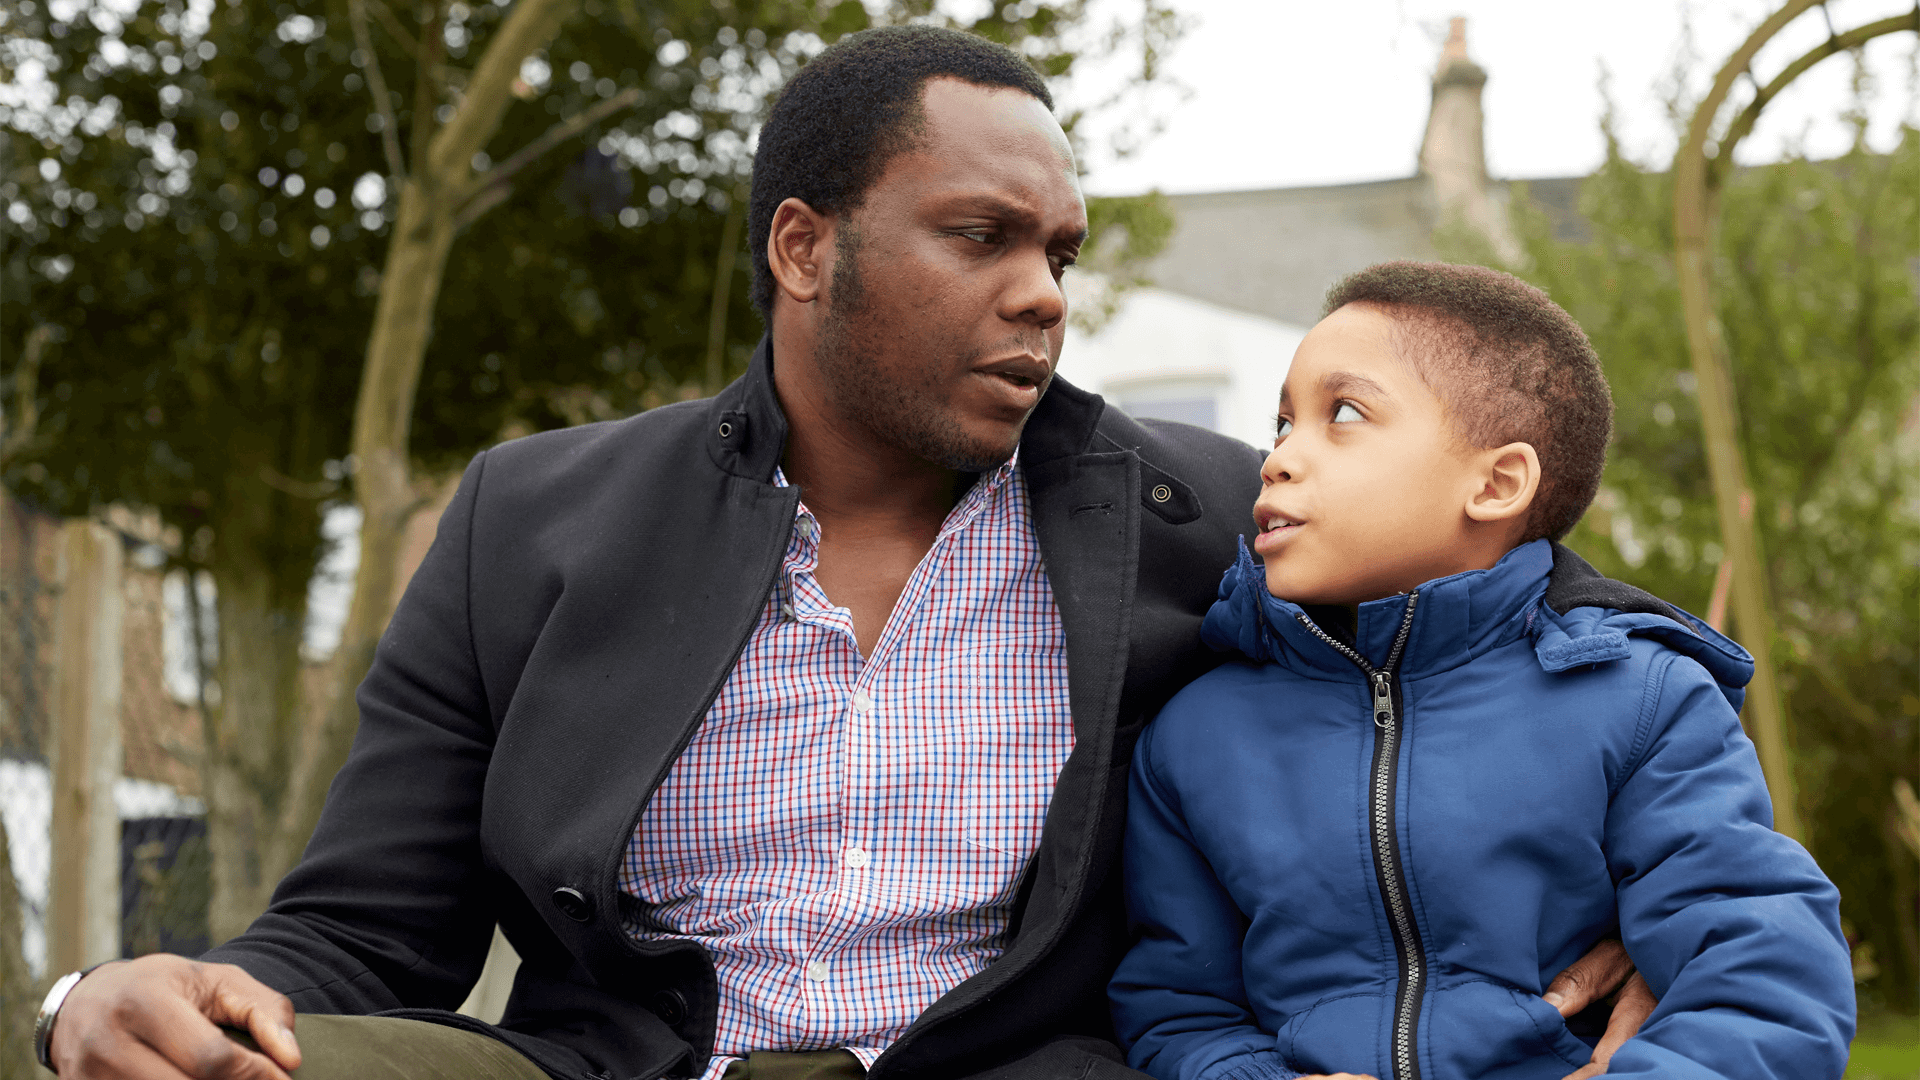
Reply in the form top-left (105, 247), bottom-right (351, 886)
top-left (1275, 418), bottom-right (1293, 440)
top-left (1332, 402), bottom-right (1363, 423)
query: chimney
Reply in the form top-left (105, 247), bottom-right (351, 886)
top-left (1417, 18), bottom-right (1516, 260)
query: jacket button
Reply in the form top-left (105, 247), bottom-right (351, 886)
top-left (551, 887), bottom-right (593, 923)
top-left (648, 988), bottom-right (688, 1028)
top-left (1151, 484), bottom-right (1173, 503)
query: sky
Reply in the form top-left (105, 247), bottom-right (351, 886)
top-left (1065, 0), bottom-right (1919, 196)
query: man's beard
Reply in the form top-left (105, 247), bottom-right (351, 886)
top-left (813, 232), bottom-right (1025, 473)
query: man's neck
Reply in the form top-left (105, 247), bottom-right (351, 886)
top-left (770, 330), bottom-right (965, 528)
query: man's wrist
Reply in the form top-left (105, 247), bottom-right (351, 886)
top-left (34, 963), bottom-right (108, 1072)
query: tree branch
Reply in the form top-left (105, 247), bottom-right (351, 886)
top-left (452, 86), bottom-right (641, 224)
top-left (366, 0), bottom-right (420, 55)
top-left (425, 0), bottom-right (577, 181)
top-left (349, 0), bottom-right (407, 178)
top-left (1709, 11), bottom-right (1920, 190)
top-left (0, 324), bottom-right (49, 466)
top-left (450, 179), bottom-right (513, 232)
top-left (410, 0), bottom-right (450, 197)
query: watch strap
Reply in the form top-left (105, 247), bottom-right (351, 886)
top-left (34, 964), bottom-right (105, 1072)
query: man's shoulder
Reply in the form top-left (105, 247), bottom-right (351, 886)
top-left (1094, 408), bottom-right (1265, 481)
top-left (478, 398), bottom-right (711, 479)
top-left (468, 393), bottom-right (718, 499)
top-left (1081, 403), bottom-right (1265, 534)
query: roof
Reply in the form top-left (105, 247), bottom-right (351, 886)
top-left (1143, 175), bottom-right (1594, 327)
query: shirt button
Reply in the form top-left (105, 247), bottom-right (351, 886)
top-left (850, 689), bottom-right (872, 713)
top-left (780, 602), bottom-right (796, 620)
top-left (805, 960), bottom-right (830, 983)
top-left (844, 847), bottom-right (869, 869)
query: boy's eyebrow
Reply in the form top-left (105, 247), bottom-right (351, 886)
top-left (1321, 370), bottom-right (1391, 401)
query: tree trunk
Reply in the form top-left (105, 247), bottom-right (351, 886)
top-left (203, 481), bottom-right (321, 942)
top-left (47, 520), bottom-right (124, 971)
top-left (1672, 0), bottom-right (1916, 846)
top-left (265, 0), bottom-right (578, 889)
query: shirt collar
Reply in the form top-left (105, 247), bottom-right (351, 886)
top-left (775, 449), bottom-right (1023, 539)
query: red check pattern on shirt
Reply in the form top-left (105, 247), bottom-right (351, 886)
top-left (618, 452), bottom-right (1074, 1078)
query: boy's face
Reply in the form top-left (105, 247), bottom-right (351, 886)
top-left (1254, 303), bottom-right (1507, 606)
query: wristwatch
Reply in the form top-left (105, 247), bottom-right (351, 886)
top-left (34, 968), bottom-right (89, 1071)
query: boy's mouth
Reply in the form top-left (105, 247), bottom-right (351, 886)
top-left (1253, 510), bottom-right (1304, 554)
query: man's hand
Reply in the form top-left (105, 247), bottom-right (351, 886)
top-left (49, 954), bottom-right (301, 1079)
top-left (1544, 938), bottom-right (1659, 1079)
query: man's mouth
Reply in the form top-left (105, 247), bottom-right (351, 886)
top-left (974, 355), bottom-right (1052, 410)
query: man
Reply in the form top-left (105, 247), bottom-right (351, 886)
top-left (45, 25), bottom-right (1655, 1080)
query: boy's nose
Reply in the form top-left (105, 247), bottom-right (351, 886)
top-left (1260, 444), bottom-right (1294, 485)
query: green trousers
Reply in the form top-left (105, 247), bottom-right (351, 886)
top-left (228, 1017), bottom-right (865, 1080)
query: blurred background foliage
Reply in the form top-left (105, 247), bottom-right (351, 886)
top-left (1, 0), bottom-right (1172, 542)
top-left (1445, 113), bottom-right (1920, 1011)
top-left (0, 0), bottom-right (1180, 943)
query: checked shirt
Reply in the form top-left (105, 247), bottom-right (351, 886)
top-left (617, 451), bottom-right (1075, 1079)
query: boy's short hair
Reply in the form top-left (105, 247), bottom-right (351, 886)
top-left (1322, 261), bottom-right (1612, 543)
top-left (748, 25), bottom-right (1053, 319)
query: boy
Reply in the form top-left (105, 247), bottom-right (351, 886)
top-left (1108, 262), bottom-right (1854, 1080)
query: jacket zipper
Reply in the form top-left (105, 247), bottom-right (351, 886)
top-left (1296, 594), bottom-right (1424, 1080)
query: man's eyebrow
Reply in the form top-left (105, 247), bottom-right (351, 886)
top-left (939, 194), bottom-right (1085, 243)
top-left (1320, 370), bottom-right (1391, 400)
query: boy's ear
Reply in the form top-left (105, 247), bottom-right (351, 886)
top-left (1465, 441), bottom-right (1541, 528)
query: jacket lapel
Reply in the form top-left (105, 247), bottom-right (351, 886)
top-left (881, 377), bottom-right (1142, 1042)
top-left (483, 339), bottom-right (798, 1008)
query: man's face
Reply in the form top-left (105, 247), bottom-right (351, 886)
top-left (812, 77), bottom-right (1088, 472)
top-left (1252, 304), bottom-right (1484, 605)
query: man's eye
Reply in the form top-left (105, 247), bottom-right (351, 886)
top-left (1275, 418), bottom-right (1293, 440)
top-left (1332, 402), bottom-right (1363, 423)
top-left (957, 230), bottom-right (996, 244)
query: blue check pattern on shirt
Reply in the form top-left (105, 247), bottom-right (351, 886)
top-left (619, 452), bottom-right (1074, 1078)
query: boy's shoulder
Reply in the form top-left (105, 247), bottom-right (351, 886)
top-left (1530, 600), bottom-right (1754, 714)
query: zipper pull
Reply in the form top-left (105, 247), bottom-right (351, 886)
top-left (1372, 671), bottom-right (1395, 729)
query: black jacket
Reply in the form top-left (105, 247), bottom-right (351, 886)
top-left (205, 338), bottom-right (1663, 1080)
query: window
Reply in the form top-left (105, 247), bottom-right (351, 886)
top-left (1109, 376), bottom-right (1229, 433)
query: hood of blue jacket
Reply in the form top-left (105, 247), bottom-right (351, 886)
top-left (1200, 537), bottom-right (1755, 710)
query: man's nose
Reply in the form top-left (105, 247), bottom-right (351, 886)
top-left (1000, 249), bottom-right (1065, 330)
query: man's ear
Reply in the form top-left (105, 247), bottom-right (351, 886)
top-left (1465, 441), bottom-right (1541, 527)
top-left (767, 197), bottom-right (831, 306)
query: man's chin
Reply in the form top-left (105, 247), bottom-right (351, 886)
top-left (926, 438), bottom-right (1018, 474)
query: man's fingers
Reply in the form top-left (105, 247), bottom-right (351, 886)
top-left (1543, 937), bottom-right (1633, 1017)
top-left (49, 955), bottom-right (299, 1080)
top-left (122, 986), bottom-right (293, 1080)
top-left (200, 965), bottom-right (302, 1071)
top-left (61, 1027), bottom-right (203, 1080)
top-left (1556, 970), bottom-right (1655, 1080)
top-left (1591, 971), bottom-right (1657, 1062)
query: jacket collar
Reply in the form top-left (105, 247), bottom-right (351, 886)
top-left (705, 336), bottom-right (790, 482)
top-left (1202, 538), bottom-right (1556, 682)
top-left (705, 335), bottom-right (1107, 484)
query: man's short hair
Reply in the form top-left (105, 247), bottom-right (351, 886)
top-left (748, 25), bottom-right (1053, 318)
top-left (1322, 261), bottom-right (1613, 543)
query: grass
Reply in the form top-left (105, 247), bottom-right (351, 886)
top-left (1849, 1010), bottom-right (1920, 1080)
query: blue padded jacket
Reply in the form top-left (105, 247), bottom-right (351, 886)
top-left (1110, 539), bottom-right (1853, 1080)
